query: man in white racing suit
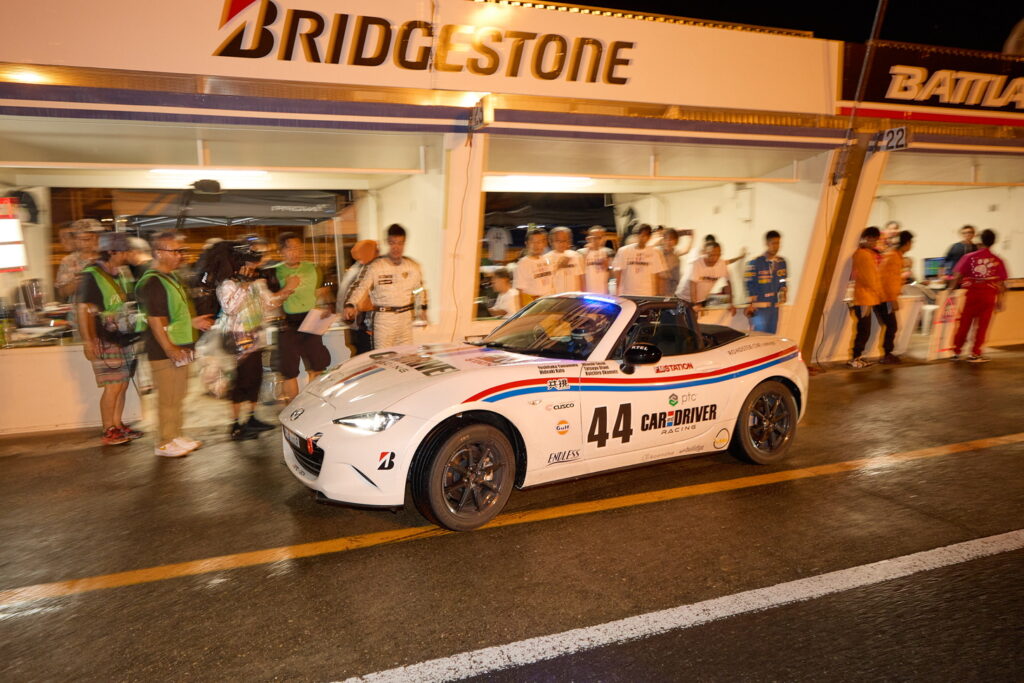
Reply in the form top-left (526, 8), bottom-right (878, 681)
top-left (344, 224), bottom-right (427, 348)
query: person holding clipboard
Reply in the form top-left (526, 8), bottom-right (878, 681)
top-left (267, 232), bottom-right (336, 403)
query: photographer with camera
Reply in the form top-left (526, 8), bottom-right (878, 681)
top-left (76, 231), bottom-right (142, 446)
top-left (204, 238), bottom-right (297, 440)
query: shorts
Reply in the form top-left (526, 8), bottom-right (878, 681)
top-left (277, 327), bottom-right (331, 380)
top-left (90, 340), bottom-right (131, 387)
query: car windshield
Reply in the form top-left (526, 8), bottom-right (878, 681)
top-left (475, 296), bottom-right (621, 360)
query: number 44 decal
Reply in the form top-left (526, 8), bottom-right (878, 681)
top-left (587, 404), bottom-right (634, 448)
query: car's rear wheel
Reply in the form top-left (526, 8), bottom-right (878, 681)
top-left (729, 380), bottom-right (797, 464)
top-left (411, 424), bottom-right (515, 531)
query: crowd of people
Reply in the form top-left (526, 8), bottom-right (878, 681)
top-left (495, 223), bottom-right (788, 333)
top-left (62, 215), bottom-right (1009, 454)
top-left (847, 223), bottom-right (1008, 368)
top-left (70, 223), bottom-right (427, 456)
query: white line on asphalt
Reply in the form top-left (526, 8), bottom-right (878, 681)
top-left (341, 530), bottom-right (1024, 682)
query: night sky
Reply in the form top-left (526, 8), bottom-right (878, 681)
top-left (590, 0), bottom-right (1022, 53)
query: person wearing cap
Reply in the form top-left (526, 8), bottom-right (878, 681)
top-left (136, 231), bottom-right (215, 457)
top-left (56, 218), bottom-right (103, 302)
top-left (75, 231), bottom-right (140, 446)
top-left (338, 239), bottom-right (379, 356)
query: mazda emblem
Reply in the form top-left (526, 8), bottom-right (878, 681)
top-left (290, 409), bottom-right (304, 421)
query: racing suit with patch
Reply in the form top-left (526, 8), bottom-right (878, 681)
top-left (346, 256), bottom-right (425, 349)
top-left (744, 254), bottom-right (787, 333)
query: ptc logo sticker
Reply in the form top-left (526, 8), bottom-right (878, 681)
top-left (378, 451), bottom-right (396, 470)
top-left (555, 420), bottom-right (570, 435)
top-left (713, 428), bottom-right (730, 449)
top-left (668, 393), bottom-right (679, 407)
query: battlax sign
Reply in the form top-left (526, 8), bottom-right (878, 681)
top-left (214, 0), bottom-right (635, 85)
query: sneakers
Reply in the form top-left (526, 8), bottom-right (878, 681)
top-left (847, 357), bottom-right (870, 369)
top-left (174, 436), bottom-right (203, 452)
top-left (880, 353), bottom-right (901, 365)
top-left (155, 440), bottom-right (191, 457)
top-left (244, 416), bottom-right (275, 433)
top-left (967, 354), bottom-right (989, 364)
top-left (102, 426), bottom-right (130, 446)
top-left (949, 354), bottom-right (961, 361)
top-left (230, 422), bottom-right (258, 441)
top-left (118, 424), bottom-right (144, 440)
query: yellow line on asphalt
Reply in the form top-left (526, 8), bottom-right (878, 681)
top-left (1, 432), bottom-right (1022, 607)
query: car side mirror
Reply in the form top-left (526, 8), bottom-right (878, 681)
top-left (620, 342), bottom-right (662, 374)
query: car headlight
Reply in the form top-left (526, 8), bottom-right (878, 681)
top-left (332, 411), bottom-right (404, 432)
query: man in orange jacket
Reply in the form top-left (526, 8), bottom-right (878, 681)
top-left (849, 226), bottom-right (887, 368)
top-left (876, 230), bottom-right (914, 364)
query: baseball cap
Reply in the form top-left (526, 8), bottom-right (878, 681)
top-left (70, 218), bottom-right (105, 233)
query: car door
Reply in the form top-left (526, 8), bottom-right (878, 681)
top-left (580, 304), bottom-right (727, 466)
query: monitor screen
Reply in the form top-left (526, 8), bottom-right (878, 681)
top-left (923, 257), bottom-right (944, 278)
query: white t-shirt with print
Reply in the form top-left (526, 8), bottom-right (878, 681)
top-left (547, 249), bottom-right (584, 293)
top-left (578, 246), bottom-right (613, 294)
top-left (678, 257), bottom-right (729, 302)
top-left (612, 244), bottom-right (667, 296)
top-left (514, 255), bottom-right (554, 297)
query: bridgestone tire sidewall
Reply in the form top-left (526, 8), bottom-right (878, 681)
top-left (415, 424), bottom-right (515, 532)
top-left (730, 380), bottom-right (797, 465)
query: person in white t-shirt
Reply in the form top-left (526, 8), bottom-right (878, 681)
top-left (513, 228), bottom-right (554, 303)
top-left (547, 226), bottom-right (584, 293)
top-left (578, 226), bottom-right (613, 294)
top-left (678, 241), bottom-right (736, 316)
top-left (488, 268), bottom-right (521, 319)
top-left (612, 224), bottom-right (667, 296)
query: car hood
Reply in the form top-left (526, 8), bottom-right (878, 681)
top-left (305, 342), bottom-right (573, 412)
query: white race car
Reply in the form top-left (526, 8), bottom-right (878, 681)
top-left (281, 294), bottom-right (808, 530)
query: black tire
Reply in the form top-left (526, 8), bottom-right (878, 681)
top-left (411, 424), bottom-right (516, 531)
top-left (729, 380), bottom-right (798, 465)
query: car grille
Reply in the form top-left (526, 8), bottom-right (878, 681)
top-left (284, 428), bottom-right (325, 477)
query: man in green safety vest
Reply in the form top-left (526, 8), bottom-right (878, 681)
top-left (76, 231), bottom-right (138, 446)
top-left (266, 232), bottom-right (336, 402)
top-left (136, 231), bottom-right (214, 458)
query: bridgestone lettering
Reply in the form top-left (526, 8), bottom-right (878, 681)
top-left (216, 1), bottom-right (634, 85)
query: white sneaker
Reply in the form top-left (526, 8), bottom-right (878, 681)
top-left (174, 437), bottom-right (202, 453)
top-left (155, 441), bottom-right (190, 458)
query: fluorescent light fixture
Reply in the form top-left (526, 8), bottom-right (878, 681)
top-left (484, 175), bottom-right (595, 192)
top-left (5, 68), bottom-right (49, 84)
top-left (149, 169), bottom-right (269, 178)
top-left (0, 243), bottom-right (28, 272)
top-left (0, 218), bottom-right (23, 243)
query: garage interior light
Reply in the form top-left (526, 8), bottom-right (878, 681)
top-left (149, 169), bottom-right (269, 178)
top-left (484, 175), bottom-right (595, 191)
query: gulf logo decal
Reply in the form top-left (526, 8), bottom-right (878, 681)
top-left (462, 347), bottom-right (799, 404)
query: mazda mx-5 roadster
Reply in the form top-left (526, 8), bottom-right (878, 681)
top-left (281, 293), bottom-right (808, 530)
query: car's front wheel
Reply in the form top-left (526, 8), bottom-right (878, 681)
top-left (411, 424), bottom-right (515, 531)
top-left (729, 380), bottom-right (797, 465)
